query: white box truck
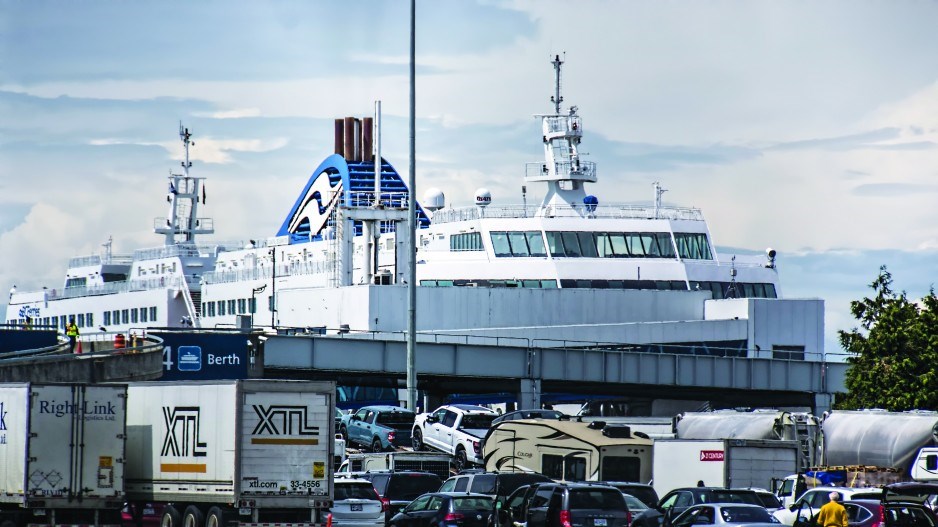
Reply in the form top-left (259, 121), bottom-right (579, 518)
top-left (124, 379), bottom-right (335, 527)
top-left (652, 439), bottom-right (799, 496)
top-left (0, 383), bottom-right (127, 527)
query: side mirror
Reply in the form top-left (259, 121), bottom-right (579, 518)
top-left (427, 416), bottom-right (438, 423)
top-left (351, 415), bottom-right (361, 421)
top-left (789, 504), bottom-right (799, 512)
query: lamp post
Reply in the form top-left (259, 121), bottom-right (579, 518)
top-left (269, 248), bottom-right (277, 328)
top-left (251, 284), bottom-right (267, 329)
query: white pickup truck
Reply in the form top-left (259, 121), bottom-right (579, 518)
top-left (412, 404), bottom-right (498, 470)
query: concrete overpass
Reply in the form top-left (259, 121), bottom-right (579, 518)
top-left (263, 332), bottom-right (848, 414)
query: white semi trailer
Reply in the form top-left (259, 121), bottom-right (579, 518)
top-left (652, 438), bottom-right (800, 497)
top-left (0, 383), bottom-right (127, 527)
top-left (124, 379), bottom-right (335, 527)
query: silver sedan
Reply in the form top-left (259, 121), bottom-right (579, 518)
top-left (669, 504), bottom-right (782, 527)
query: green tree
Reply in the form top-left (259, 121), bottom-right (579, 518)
top-left (837, 266), bottom-right (938, 411)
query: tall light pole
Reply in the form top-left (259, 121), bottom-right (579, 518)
top-left (406, 0), bottom-right (418, 412)
top-left (270, 248), bottom-right (277, 329)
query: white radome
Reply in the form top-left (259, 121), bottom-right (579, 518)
top-left (423, 188), bottom-right (445, 211)
top-left (474, 188), bottom-right (492, 207)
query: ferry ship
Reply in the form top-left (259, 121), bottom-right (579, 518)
top-left (6, 57), bottom-right (821, 359)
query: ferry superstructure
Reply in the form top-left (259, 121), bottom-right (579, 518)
top-left (6, 57), bottom-right (821, 360)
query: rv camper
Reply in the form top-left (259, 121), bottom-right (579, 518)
top-left (482, 419), bottom-right (653, 483)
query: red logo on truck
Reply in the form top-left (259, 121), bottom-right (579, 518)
top-left (700, 450), bottom-right (724, 461)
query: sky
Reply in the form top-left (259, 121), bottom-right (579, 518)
top-left (1, 0), bottom-right (935, 354)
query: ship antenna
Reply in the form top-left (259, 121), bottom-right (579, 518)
top-left (653, 181), bottom-right (668, 219)
top-left (550, 53), bottom-right (565, 115)
top-left (726, 256), bottom-right (739, 298)
top-left (179, 120), bottom-right (193, 177)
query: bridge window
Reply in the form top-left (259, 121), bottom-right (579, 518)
top-left (674, 233), bottom-right (712, 260)
top-left (450, 232), bottom-right (484, 252)
top-left (101, 273), bottom-right (127, 283)
top-left (490, 231), bottom-right (548, 257)
top-left (65, 277), bottom-right (87, 289)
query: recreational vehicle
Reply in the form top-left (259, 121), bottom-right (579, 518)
top-left (482, 419), bottom-right (652, 483)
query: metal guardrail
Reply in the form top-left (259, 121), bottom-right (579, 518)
top-left (430, 203), bottom-right (706, 223)
top-left (0, 333), bottom-right (164, 365)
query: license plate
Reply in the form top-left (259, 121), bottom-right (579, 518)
top-left (144, 508), bottom-right (156, 515)
top-left (352, 504), bottom-right (363, 511)
top-left (239, 507), bottom-right (252, 516)
top-left (594, 519), bottom-right (607, 526)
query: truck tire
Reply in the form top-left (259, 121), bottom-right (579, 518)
top-left (455, 447), bottom-right (468, 471)
top-left (206, 507), bottom-right (229, 527)
top-left (161, 505), bottom-right (183, 527)
top-left (412, 429), bottom-right (425, 451)
top-left (339, 426), bottom-right (349, 443)
top-left (183, 505), bottom-right (204, 527)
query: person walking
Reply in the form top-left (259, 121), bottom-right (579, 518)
top-left (65, 317), bottom-right (80, 353)
top-left (816, 492), bottom-right (848, 527)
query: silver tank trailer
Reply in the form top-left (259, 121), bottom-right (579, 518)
top-left (822, 410), bottom-right (938, 469)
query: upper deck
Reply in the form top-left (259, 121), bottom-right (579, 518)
top-left (430, 203), bottom-right (706, 224)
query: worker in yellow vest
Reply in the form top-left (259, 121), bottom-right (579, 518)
top-left (65, 317), bottom-right (80, 353)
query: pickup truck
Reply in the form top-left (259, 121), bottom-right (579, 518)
top-left (412, 404), bottom-right (498, 470)
top-left (339, 405), bottom-right (415, 452)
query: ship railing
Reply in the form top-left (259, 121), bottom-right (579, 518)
top-left (343, 191), bottom-right (410, 209)
top-left (67, 254), bottom-right (135, 268)
top-left (202, 260), bottom-right (333, 284)
top-left (153, 217), bottom-right (214, 231)
top-left (133, 241), bottom-right (242, 261)
top-left (525, 160), bottom-right (597, 180)
top-left (43, 276), bottom-right (188, 300)
top-left (430, 203), bottom-right (705, 223)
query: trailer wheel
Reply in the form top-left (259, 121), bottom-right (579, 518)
top-left (206, 507), bottom-right (228, 527)
top-left (412, 429), bottom-right (424, 451)
top-left (454, 447), bottom-right (468, 471)
top-left (161, 505), bottom-right (183, 527)
top-left (183, 506), bottom-right (205, 527)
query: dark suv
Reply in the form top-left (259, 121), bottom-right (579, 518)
top-left (587, 482), bottom-right (659, 508)
top-left (517, 482), bottom-right (631, 527)
top-left (354, 471), bottom-right (444, 524)
top-left (631, 487), bottom-right (762, 527)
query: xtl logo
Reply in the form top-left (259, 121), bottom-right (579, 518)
top-left (252, 405), bottom-right (319, 436)
top-left (161, 406), bottom-right (207, 457)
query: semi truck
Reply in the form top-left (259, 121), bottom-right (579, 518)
top-left (651, 438), bottom-right (800, 497)
top-left (0, 383), bottom-right (127, 527)
top-left (123, 379), bottom-right (335, 527)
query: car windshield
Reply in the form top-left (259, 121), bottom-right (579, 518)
top-left (756, 493), bottom-right (782, 509)
top-left (387, 475), bottom-right (444, 500)
top-left (453, 497), bottom-right (494, 511)
top-left (376, 412), bottom-right (415, 427)
top-left (569, 489), bottom-right (627, 510)
top-left (622, 494), bottom-right (649, 512)
top-left (460, 414), bottom-right (496, 429)
top-left (719, 507), bottom-right (773, 523)
top-left (336, 483), bottom-right (378, 501)
top-left (706, 491), bottom-right (762, 506)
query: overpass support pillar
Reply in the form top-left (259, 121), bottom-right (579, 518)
top-left (813, 392), bottom-right (833, 415)
top-left (518, 378), bottom-right (541, 410)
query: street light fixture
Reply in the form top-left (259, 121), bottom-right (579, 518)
top-left (251, 284), bottom-right (267, 329)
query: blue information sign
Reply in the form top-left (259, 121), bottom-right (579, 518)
top-left (152, 331), bottom-right (249, 380)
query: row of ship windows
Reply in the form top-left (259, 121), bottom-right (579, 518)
top-left (64, 273), bottom-right (128, 289)
top-left (202, 298), bottom-right (259, 317)
top-left (450, 231), bottom-right (712, 260)
top-left (102, 307), bottom-right (158, 326)
top-left (420, 279), bottom-right (777, 298)
top-left (9, 307), bottom-right (160, 330)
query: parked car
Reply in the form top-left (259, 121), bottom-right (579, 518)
top-left (792, 498), bottom-right (938, 527)
top-left (498, 484), bottom-right (543, 527)
top-left (622, 493), bottom-right (650, 516)
top-left (669, 504), bottom-right (781, 527)
top-left (413, 405), bottom-right (498, 470)
top-left (341, 405), bottom-right (416, 452)
top-left (632, 488), bottom-right (762, 527)
top-left (588, 482), bottom-right (659, 509)
top-left (122, 502), bottom-right (164, 527)
top-left (388, 492), bottom-right (494, 527)
top-left (491, 409), bottom-right (567, 426)
top-left (774, 487), bottom-right (880, 525)
top-left (331, 478), bottom-right (387, 527)
top-left (439, 471), bottom-right (552, 503)
top-left (355, 471), bottom-right (445, 523)
top-left (516, 482), bottom-right (631, 527)
top-left (751, 489), bottom-right (784, 512)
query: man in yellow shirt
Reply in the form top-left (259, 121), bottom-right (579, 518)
top-left (816, 492), bottom-right (848, 527)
